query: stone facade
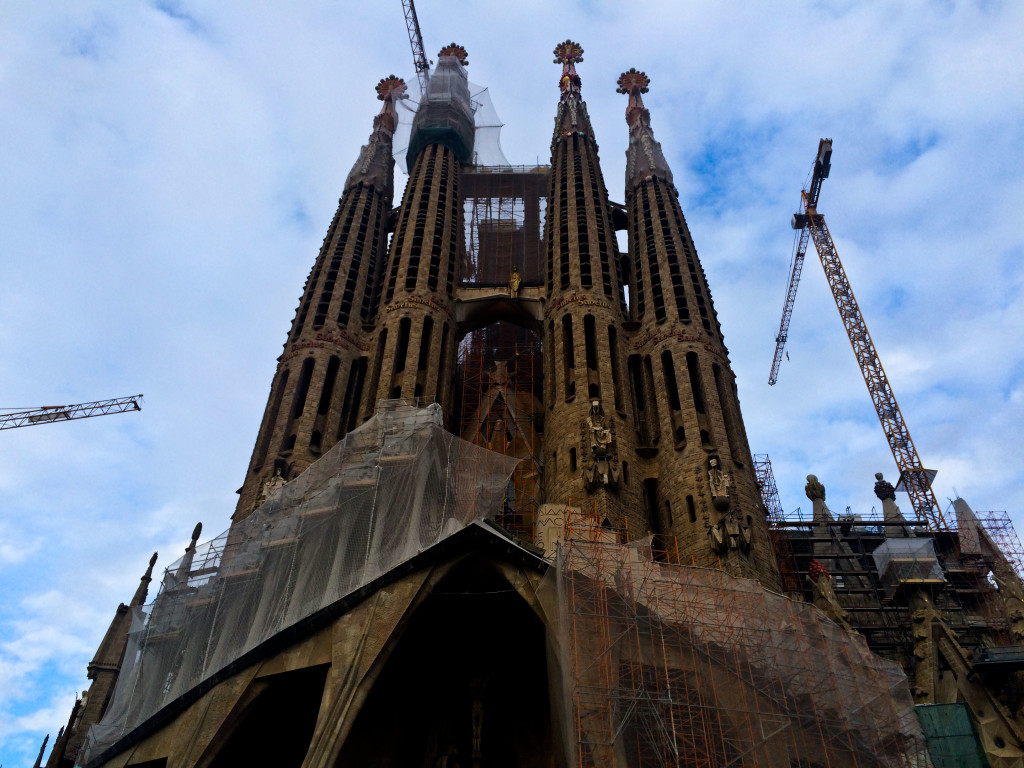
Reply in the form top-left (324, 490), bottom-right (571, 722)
top-left (232, 45), bottom-right (780, 586)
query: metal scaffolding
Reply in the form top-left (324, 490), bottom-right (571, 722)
top-left (557, 508), bottom-right (931, 767)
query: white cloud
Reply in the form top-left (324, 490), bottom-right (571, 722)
top-left (1, 1), bottom-right (1023, 765)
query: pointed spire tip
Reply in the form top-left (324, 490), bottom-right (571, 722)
top-left (438, 43), bottom-right (468, 65)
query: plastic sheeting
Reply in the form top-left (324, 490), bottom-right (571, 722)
top-left (872, 538), bottom-right (945, 589)
top-left (79, 403), bottom-right (519, 765)
top-left (555, 531), bottom-right (933, 767)
top-left (407, 55), bottom-right (475, 169)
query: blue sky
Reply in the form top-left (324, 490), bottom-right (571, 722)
top-left (2, 1), bottom-right (1023, 764)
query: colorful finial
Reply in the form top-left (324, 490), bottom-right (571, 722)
top-left (438, 43), bottom-right (469, 65)
top-left (554, 40), bottom-right (584, 98)
top-left (376, 75), bottom-right (408, 102)
top-left (617, 68), bottom-right (651, 126)
top-left (553, 40), bottom-right (584, 65)
top-left (616, 68), bottom-right (650, 95)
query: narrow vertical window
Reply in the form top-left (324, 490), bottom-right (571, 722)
top-left (393, 318), bottom-right (411, 374)
top-left (686, 352), bottom-right (706, 414)
top-left (281, 358), bottom-right (314, 451)
top-left (254, 368), bottom-right (288, 471)
top-left (714, 363), bottom-right (742, 463)
top-left (561, 315), bottom-right (576, 401)
top-left (584, 314), bottom-right (599, 399)
top-left (643, 355), bottom-right (661, 443)
top-left (608, 325), bottom-right (623, 412)
top-left (687, 495), bottom-right (697, 523)
top-left (316, 356), bottom-right (340, 416)
top-left (661, 351), bottom-right (682, 411)
top-left (417, 317), bottom-right (434, 371)
top-left (584, 315), bottom-right (598, 372)
top-left (436, 323), bottom-right (450, 405)
top-left (364, 328), bottom-right (388, 419)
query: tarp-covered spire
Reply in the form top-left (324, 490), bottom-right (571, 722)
top-left (345, 75), bottom-right (406, 196)
top-left (407, 44), bottom-right (474, 170)
top-left (551, 39), bottom-right (594, 149)
top-left (617, 68), bottom-right (673, 191)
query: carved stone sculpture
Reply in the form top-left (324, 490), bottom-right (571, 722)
top-left (708, 457), bottom-right (732, 512)
top-left (807, 559), bottom-right (853, 632)
top-left (873, 472), bottom-right (896, 501)
top-left (581, 400), bottom-right (620, 489)
top-left (805, 474), bottom-right (826, 502)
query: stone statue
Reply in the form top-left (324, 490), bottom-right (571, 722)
top-left (873, 472), bottom-right (896, 501)
top-left (708, 457), bottom-right (731, 511)
top-left (805, 474), bottom-right (826, 502)
top-left (581, 400), bottom-right (620, 489)
top-left (508, 267), bottom-right (522, 299)
top-left (587, 400), bottom-right (614, 454)
top-left (807, 558), bottom-right (853, 632)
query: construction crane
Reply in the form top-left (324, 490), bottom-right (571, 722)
top-left (0, 395), bottom-right (143, 431)
top-left (400, 0), bottom-right (430, 97)
top-left (769, 140), bottom-right (832, 386)
top-left (770, 140), bottom-right (947, 531)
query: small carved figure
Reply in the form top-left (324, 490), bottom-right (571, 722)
top-left (807, 559), bottom-right (853, 631)
top-left (587, 400), bottom-right (614, 454)
top-left (805, 474), bottom-right (826, 502)
top-left (873, 472), bottom-right (896, 501)
top-left (580, 400), bottom-right (620, 489)
top-left (708, 457), bottom-right (731, 511)
top-left (508, 267), bottom-right (522, 299)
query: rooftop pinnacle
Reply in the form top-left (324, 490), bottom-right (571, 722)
top-left (345, 76), bottom-right (406, 194)
top-left (551, 40), bottom-right (594, 149)
top-left (553, 40), bottom-right (583, 100)
top-left (617, 68), bottom-right (673, 192)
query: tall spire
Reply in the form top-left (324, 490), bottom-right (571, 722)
top-left (616, 68), bottom-right (673, 191)
top-left (551, 40), bottom-right (594, 148)
top-left (130, 551), bottom-right (158, 606)
top-left (344, 75), bottom-right (406, 198)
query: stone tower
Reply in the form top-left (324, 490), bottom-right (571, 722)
top-left (55, 41), bottom-right (974, 768)
top-left (542, 41), bottom-right (642, 534)
top-left (366, 44), bottom-right (472, 426)
top-left (233, 76), bottom-right (404, 520)
top-left (615, 68), bottom-right (780, 587)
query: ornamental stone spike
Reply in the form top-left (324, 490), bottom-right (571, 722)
top-left (617, 68), bottom-right (673, 191)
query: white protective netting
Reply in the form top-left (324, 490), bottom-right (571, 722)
top-left (80, 402), bottom-right (519, 764)
top-left (394, 81), bottom-right (511, 171)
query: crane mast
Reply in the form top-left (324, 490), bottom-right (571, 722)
top-left (400, 0), bottom-right (430, 97)
top-left (769, 139), bottom-right (831, 385)
top-left (779, 140), bottom-right (947, 531)
top-left (0, 395), bottom-right (143, 431)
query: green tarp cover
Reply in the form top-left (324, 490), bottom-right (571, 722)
top-left (915, 703), bottom-right (989, 768)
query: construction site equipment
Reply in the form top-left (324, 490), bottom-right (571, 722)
top-left (770, 140), bottom-right (946, 531)
top-left (768, 140), bottom-right (831, 386)
top-left (79, 402), bottom-right (519, 764)
top-left (556, 507), bottom-right (931, 767)
top-left (400, 0), bottom-right (430, 97)
top-left (0, 395), bottom-right (142, 431)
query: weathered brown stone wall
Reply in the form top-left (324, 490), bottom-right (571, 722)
top-left (363, 143), bottom-right (461, 424)
top-left (542, 126), bottom-right (643, 536)
top-left (625, 176), bottom-right (780, 587)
